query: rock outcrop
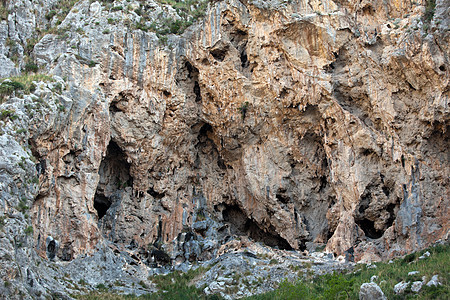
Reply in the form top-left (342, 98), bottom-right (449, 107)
top-left (0, 0), bottom-right (448, 298)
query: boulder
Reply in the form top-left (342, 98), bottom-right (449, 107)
top-left (359, 282), bottom-right (387, 300)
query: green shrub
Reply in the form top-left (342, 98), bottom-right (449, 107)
top-left (239, 101), bottom-right (249, 120)
top-left (0, 74), bottom-right (54, 103)
top-left (269, 258), bottom-right (279, 265)
top-left (0, 81), bottom-right (25, 101)
top-left (0, 3), bottom-right (8, 21)
top-left (45, 10), bottom-right (57, 21)
top-left (111, 6), bottom-right (123, 12)
top-left (24, 226), bottom-right (33, 235)
top-left (0, 216), bottom-right (5, 231)
top-left (17, 198), bottom-right (29, 213)
top-left (423, 0), bottom-right (436, 23)
top-left (24, 63), bottom-right (39, 73)
top-left (0, 109), bottom-right (17, 121)
top-left (95, 283), bottom-right (107, 291)
top-left (16, 128), bottom-right (27, 134)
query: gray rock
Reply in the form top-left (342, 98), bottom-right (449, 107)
top-left (419, 251), bottom-right (431, 260)
top-left (426, 275), bottom-right (441, 287)
top-left (394, 281), bottom-right (409, 294)
top-left (411, 281), bottom-right (423, 293)
top-left (408, 271), bottom-right (419, 276)
top-left (359, 282), bottom-right (387, 300)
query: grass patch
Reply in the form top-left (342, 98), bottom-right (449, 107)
top-left (75, 244), bottom-right (449, 300)
top-left (422, 0), bottom-right (436, 23)
top-left (0, 2), bottom-right (8, 20)
top-left (24, 225), bottom-right (33, 235)
top-left (245, 243), bottom-right (449, 300)
top-left (0, 216), bottom-right (6, 231)
top-left (16, 197), bottom-right (29, 213)
top-left (76, 264), bottom-right (221, 300)
top-left (0, 74), bottom-right (53, 103)
top-left (133, 0), bottom-right (212, 37)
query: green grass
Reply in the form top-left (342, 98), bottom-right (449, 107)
top-left (0, 109), bottom-right (18, 121)
top-left (75, 244), bottom-right (449, 300)
top-left (0, 3), bottom-right (8, 21)
top-left (24, 226), bottom-right (33, 235)
top-left (76, 264), bottom-right (221, 300)
top-left (0, 216), bottom-right (6, 231)
top-left (245, 243), bottom-right (449, 300)
top-left (423, 0), bottom-right (436, 23)
top-left (132, 0), bottom-right (211, 37)
top-left (0, 74), bottom-right (54, 103)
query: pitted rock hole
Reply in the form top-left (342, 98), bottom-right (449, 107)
top-left (222, 204), bottom-right (292, 250)
top-left (94, 140), bottom-right (132, 220)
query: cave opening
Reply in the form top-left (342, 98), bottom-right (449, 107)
top-left (94, 194), bottom-right (111, 219)
top-left (240, 45), bottom-right (249, 69)
top-left (210, 47), bottom-right (228, 62)
top-left (276, 189), bottom-right (290, 204)
top-left (222, 204), bottom-right (292, 250)
top-left (94, 140), bottom-right (132, 220)
top-left (176, 61), bottom-right (202, 104)
top-left (356, 219), bottom-right (383, 239)
top-left (354, 188), bottom-right (398, 239)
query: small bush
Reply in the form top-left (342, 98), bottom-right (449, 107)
top-left (0, 81), bottom-right (25, 95)
top-left (54, 82), bottom-right (63, 93)
top-left (239, 101), bottom-right (249, 120)
top-left (45, 10), bottom-right (57, 21)
top-left (24, 63), bottom-right (39, 73)
top-left (1, 74), bottom-right (54, 103)
top-left (0, 109), bottom-right (17, 121)
top-left (16, 128), bottom-right (27, 134)
top-left (24, 226), bottom-right (33, 235)
top-left (17, 198), bottom-right (29, 213)
top-left (0, 216), bottom-right (6, 231)
top-left (95, 283), bottom-right (108, 291)
top-left (0, 3), bottom-right (8, 21)
top-left (423, 0), bottom-right (436, 23)
top-left (269, 258), bottom-right (279, 265)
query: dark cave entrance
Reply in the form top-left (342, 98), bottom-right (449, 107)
top-left (94, 140), bottom-right (132, 220)
top-left (222, 204), bottom-right (292, 250)
top-left (94, 194), bottom-right (111, 220)
top-left (176, 60), bottom-right (202, 104)
top-left (354, 184), bottom-right (398, 240)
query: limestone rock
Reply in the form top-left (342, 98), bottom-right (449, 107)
top-left (394, 281), bottom-right (409, 294)
top-left (427, 275), bottom-right (441, 287)
top-left (0, 0), bottom-right (449, 298)
top-left (359, 282), bottom-right (387, 300)
top-left (411, 281), bottom-right (423, 293)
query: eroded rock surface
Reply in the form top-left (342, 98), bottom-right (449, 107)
top-left (0, 0), bottom-right (448, 298)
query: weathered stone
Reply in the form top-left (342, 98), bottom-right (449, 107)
top-left (427, 275), bottom-right (441, 287)
top-left (394, 281), bottom-right (409, 294)
top-left (0, 0), bottom-right (449, 298)
top-left (411, 281), bottom-right (423, 293)
top-left (359, 282), bottom-right (387, 300)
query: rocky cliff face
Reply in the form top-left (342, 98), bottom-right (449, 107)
top-left (0, 0), bottom-right (448, 298)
